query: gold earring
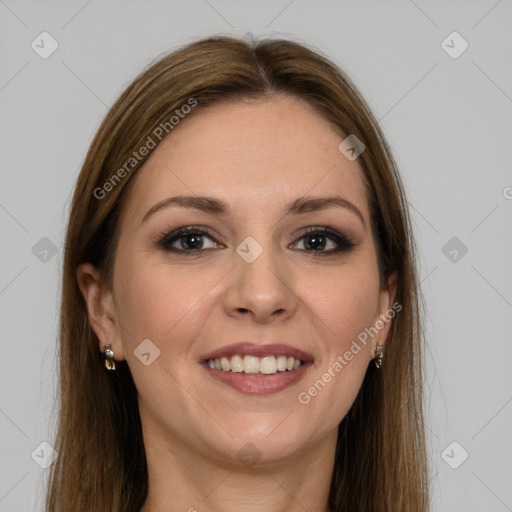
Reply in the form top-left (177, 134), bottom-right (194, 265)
top-left (374, 343), bottom-right (384, 369)
top-left (104, 344), bottom-right (116, 371)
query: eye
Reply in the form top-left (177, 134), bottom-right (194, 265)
top-left (290, 226), bottom-right (355, 256)
top-left (157, 225), bottom-right (355, 257)
top-left (158, 226), bottom-right (223, 255)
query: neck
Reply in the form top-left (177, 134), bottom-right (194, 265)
top-left (139, 420), bottom-right (336, 512)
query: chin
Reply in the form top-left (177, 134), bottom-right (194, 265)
top-left (202, 421), bottom-right (312, 468)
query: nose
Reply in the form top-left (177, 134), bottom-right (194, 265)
top-left (222, 240), bottom-right (298, 324)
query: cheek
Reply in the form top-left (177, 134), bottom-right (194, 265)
top-left (113, 258), bottom-right (222, 351)
top-left (302, 264), bottom-right (380, 350)
top-left (296, 264), bottom-right (379, 418)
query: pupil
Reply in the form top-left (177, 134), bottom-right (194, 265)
top-left (182, 234), bottom-right (202, 250)
top-left (306, 234), bottom-right (325, 250)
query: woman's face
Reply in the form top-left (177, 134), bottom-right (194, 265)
top-left (87, 96), bottom-right (396, 465)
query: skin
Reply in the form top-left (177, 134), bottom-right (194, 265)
top-left (78, 95), bottom-right (397, 512)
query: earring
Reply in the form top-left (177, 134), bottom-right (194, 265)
top-left (374, 343), bottom-right (384, 369)
top-left (104, 344), bottom-right (116, 371)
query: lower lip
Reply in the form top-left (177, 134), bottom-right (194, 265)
top-left (202, 362), bottom-right (312, 395)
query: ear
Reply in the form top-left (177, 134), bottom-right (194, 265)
top-left (373, 271), bottom-right (399, 352)
top-left (76, 263), bottom-right (125, 361)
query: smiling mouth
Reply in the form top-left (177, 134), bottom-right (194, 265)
top-left (205, 354), bottom-right (306, 375)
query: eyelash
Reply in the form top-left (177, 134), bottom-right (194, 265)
top-left (157, 225), bottom-right (356, 257)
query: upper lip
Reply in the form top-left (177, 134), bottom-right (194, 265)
top-left (200, 342), bottom-right (314, 362)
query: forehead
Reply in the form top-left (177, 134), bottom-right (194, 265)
top-left (121, 95), bottom-right (369, 225)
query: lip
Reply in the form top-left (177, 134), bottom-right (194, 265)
top-left (199, 342), bottom-right (314, 363)
top-left (202, 360), bottom-right (313, 395)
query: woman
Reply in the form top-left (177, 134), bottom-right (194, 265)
top-left (46, 35), bottom-right (429, 511)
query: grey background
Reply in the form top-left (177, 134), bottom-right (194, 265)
top-left (1, 1), bottom-right (511, 511)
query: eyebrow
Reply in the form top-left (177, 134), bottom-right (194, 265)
top-left (142, 194), bottom-right (366, 228)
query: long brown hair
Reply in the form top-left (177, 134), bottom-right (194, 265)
top-left (46, 35), bottom-right (429, 511)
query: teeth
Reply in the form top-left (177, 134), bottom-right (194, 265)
top-left (230, 355), bottom-right (244, 372)
top-left (276, 355), bottom-right (287, 371)
top-left (206, 355), bottom-right (304, 374)
top-left (243, 355), bottom-right (260, 374)
top-left (260, 356), bottom-right (276, 374)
